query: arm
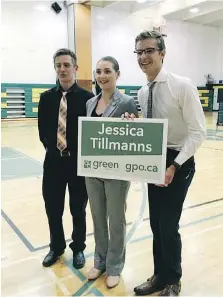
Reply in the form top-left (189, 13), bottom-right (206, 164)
top-left (38, 93), bottom-right (47, 149)
top-left (127, 98), bottom-right (139, 118)
top-left (174, 79), bottom-right (206, 166)
top-left (86, 98), bottom-right (92, 116)
top-left (122, 88), bottom-right (143, 119)
top-left (159, 80), bottom-right (206, 187)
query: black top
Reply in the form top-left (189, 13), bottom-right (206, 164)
top-left (91, 105), bottom-right (102, 117)
top-left (38, 82), bottom-right (94, 152)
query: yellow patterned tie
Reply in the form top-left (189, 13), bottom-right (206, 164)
top-left (57, 92), bottom-right (67, 151)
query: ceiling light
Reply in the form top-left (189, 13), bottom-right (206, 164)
top-left (190, 7), bottom-right (199, 13)
top-left (34, 5), bottom-right (48, 12)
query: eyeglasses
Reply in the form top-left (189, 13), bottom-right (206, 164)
top-left (134, 48), bottom-right (160, 56)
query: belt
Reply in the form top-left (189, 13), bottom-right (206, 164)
top-left (59, 149), bottom-right (71, 157)
top-left (46, 148), bottom-right (73, 157)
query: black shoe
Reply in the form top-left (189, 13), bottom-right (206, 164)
top-left (134, 275), bottom-right (166, 295)
top-left (42, 250), bottom-right (64, 267)
top-left (73, 251), bottom-right (85, 269)
top-left (158, 282), bottom-right (181, 296)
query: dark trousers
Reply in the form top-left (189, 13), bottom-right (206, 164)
top-left (148, 149), bottom-right (195, 284)
top-left (42, 151), bottom-right (88, 254)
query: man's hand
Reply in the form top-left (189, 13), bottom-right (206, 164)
top-left (121, 112), bottom-right (136, 120)
top-left (155, 165), bottom-right (176, 187)
top-left (121, 112), bottom-right (176, 187)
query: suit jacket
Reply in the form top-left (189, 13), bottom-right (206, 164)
top-left (38, 82), bottom-right (94, 152)
top-left (86, 89), bottom-right (138, 118)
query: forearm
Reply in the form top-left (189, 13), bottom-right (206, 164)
top-left (174, 130), bottom-right (206, 165)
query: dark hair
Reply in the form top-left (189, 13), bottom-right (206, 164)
top-left (98, 56), bottom-right (119, 72)
top-left (53, 48), bottom-right (77, 65)
top-left (135, 30), bottom-right (166, 51)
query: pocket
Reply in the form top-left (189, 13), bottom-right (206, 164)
top-left (185, 167), bottom-right (195, 180)
top-left (181, 167), bottom-right (195, 190)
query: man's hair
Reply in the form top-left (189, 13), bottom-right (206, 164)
top-left (53, 48), bottom-right (77, 65)
top-left (98, 56), bottom-right (120, 72)
top-left (135, 30), bottom-right (166, 51)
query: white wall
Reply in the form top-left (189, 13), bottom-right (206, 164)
top-left (216, 27), bottom-right (223, 81)
top-left (165, 21), bottom-right (222, 84)
top-left (1, 2), bottom-right (222, 85)
top-left (91, 6), bottom-right (223, 86)
top-left (1, 1), bottom-right (68, 84)
top-left (91, 7), bottom-right (150, 86)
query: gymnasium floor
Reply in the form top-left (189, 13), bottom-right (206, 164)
top-left (1, 112), bottom-right (223, 296)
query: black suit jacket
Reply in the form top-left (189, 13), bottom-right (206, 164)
top-left (38, 82), bottom-right (94, 153)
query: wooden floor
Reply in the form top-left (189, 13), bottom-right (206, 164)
top-left (1, 112), bottom-right (223, 296)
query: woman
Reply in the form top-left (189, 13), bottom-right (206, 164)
top-left (85, 56), bottom-right (138, 288)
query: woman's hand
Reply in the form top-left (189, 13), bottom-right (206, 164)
top-left (121, 112), bottom-right (136, 120)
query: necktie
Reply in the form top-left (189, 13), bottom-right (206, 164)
top-left (147, 82), bottom-right (156, 118)
top-left (57, 92), bottom-right (67, 151)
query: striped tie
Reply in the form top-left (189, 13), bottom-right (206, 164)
top-left (57, 92), bottom-right (67, 151)
top-left (147, 82), bottom-right (156, 118)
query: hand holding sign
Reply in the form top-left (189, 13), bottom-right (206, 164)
top-left (121, 112), bottom-right (136, 120)
top-left (155, 165), bottom-right (176, 187)
top-left (121, 113), bottom-right (172, 187)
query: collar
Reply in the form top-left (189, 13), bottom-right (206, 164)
top-left (112, 88), bottom-right (121, 101)
top-left (56, 81), bottom-right (78, 93)
top-left (148, 67), bottom-right (168, 84)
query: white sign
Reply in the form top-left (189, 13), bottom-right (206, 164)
top-left (78, 117), bottom-right (168, 184)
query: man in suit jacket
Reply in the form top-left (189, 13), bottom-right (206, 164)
top-left (38, 48), bottom-right (94, 268)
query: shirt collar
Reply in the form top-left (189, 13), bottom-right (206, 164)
top-left (56, 81), bottom-right (78, 93)
top-left (148, 67), bottom-right (168, 84)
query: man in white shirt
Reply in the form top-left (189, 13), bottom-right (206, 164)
top-left (125, 31), bottom-right (206, 296)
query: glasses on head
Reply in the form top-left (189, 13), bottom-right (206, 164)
top-left (134, 48), bottom-right (160, 56)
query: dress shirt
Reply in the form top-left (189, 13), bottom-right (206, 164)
top-left (38, 82), bottom-right (94, 152)
top-left (138, 67), bottom-right (206, 165)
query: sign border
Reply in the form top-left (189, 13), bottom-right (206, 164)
top-left (78, 117), bottom-right (168, 184)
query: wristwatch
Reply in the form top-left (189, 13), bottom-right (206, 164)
top-left (172, 161), bottom-right (181, 171)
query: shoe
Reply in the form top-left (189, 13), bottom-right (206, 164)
top-left (134, 275), bottom-right (166, 295)
top-left (73, 251), bottom-right (85, 269)
top-left (88, 267), bottom-right (104, 280)
top-left (158, 282), bottom-right (181, 296)
top-left (42, 250), bottom-right (64, 267)
top-left (106, 275), bottom-right (120, 288)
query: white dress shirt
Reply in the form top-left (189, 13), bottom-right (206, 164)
top-left (138, 67), bottom-right (206, 166)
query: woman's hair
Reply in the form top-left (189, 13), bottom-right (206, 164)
top-left (98, 56), bottom-right (119, 72)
